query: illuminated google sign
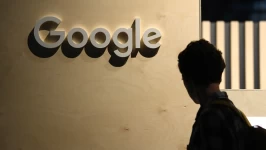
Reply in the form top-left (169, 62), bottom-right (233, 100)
top-left (33, 16), bottom-right (162, 58)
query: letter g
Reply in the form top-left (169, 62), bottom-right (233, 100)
top-left (34, 16), bottom-right (65, 49)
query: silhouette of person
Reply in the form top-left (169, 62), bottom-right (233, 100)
top-left (177, 39), bottom-right (247, 150)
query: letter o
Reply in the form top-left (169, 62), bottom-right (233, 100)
top-left (67, 28), bottom-right (88, 48)
top-left (90, 28), bottom-right (111, 48)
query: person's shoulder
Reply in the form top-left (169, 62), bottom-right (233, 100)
top-left (197, 103), bottom-right (242, 150)
top-left (199, 101), bottom-right (243, 129)
top-left (201, 101), bottom-right (238, 120)
top-left (199, 106), bottom-right (226, 128)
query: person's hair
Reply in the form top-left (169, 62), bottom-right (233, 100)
top-left (178, 39), bottom-right (226, 86)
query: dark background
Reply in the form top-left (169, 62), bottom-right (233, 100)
top-left (202, 0), bottom-right (266, 21)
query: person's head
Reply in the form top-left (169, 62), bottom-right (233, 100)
top-left (177, 39), bottom-right (226, 104)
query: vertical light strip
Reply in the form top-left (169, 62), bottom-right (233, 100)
top-left (217, 21), bottom-right (225, 89)
top-left (231, 21), bottom-right (240, 89)
top-left (202, 21), bottom-right (211, 42)
top-left (245, 21), bottom-right (254, 89)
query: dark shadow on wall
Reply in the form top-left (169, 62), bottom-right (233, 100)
top-left (106, 20), bottom-right (161, 67)
top-left (27, 21), bottom-right (62, 58)
top-left (85, 40), bottom-right (106, 58)
top-left (139, 34), bottom-right (161, 58)
top-left (108, 39), bottom-right (129, 67)
top-left (61, 32), bottom-right (84, 58)
top-left (129, 19), bottom-right (162, 58)
top-left (28, 19), bottom-right (162, 66)
top-left (84, 32), bottom-right (107, 58)
top-left (28, 29), bottom-right (60, 58)
top-left (131, 20), bottom-right (139, 58)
